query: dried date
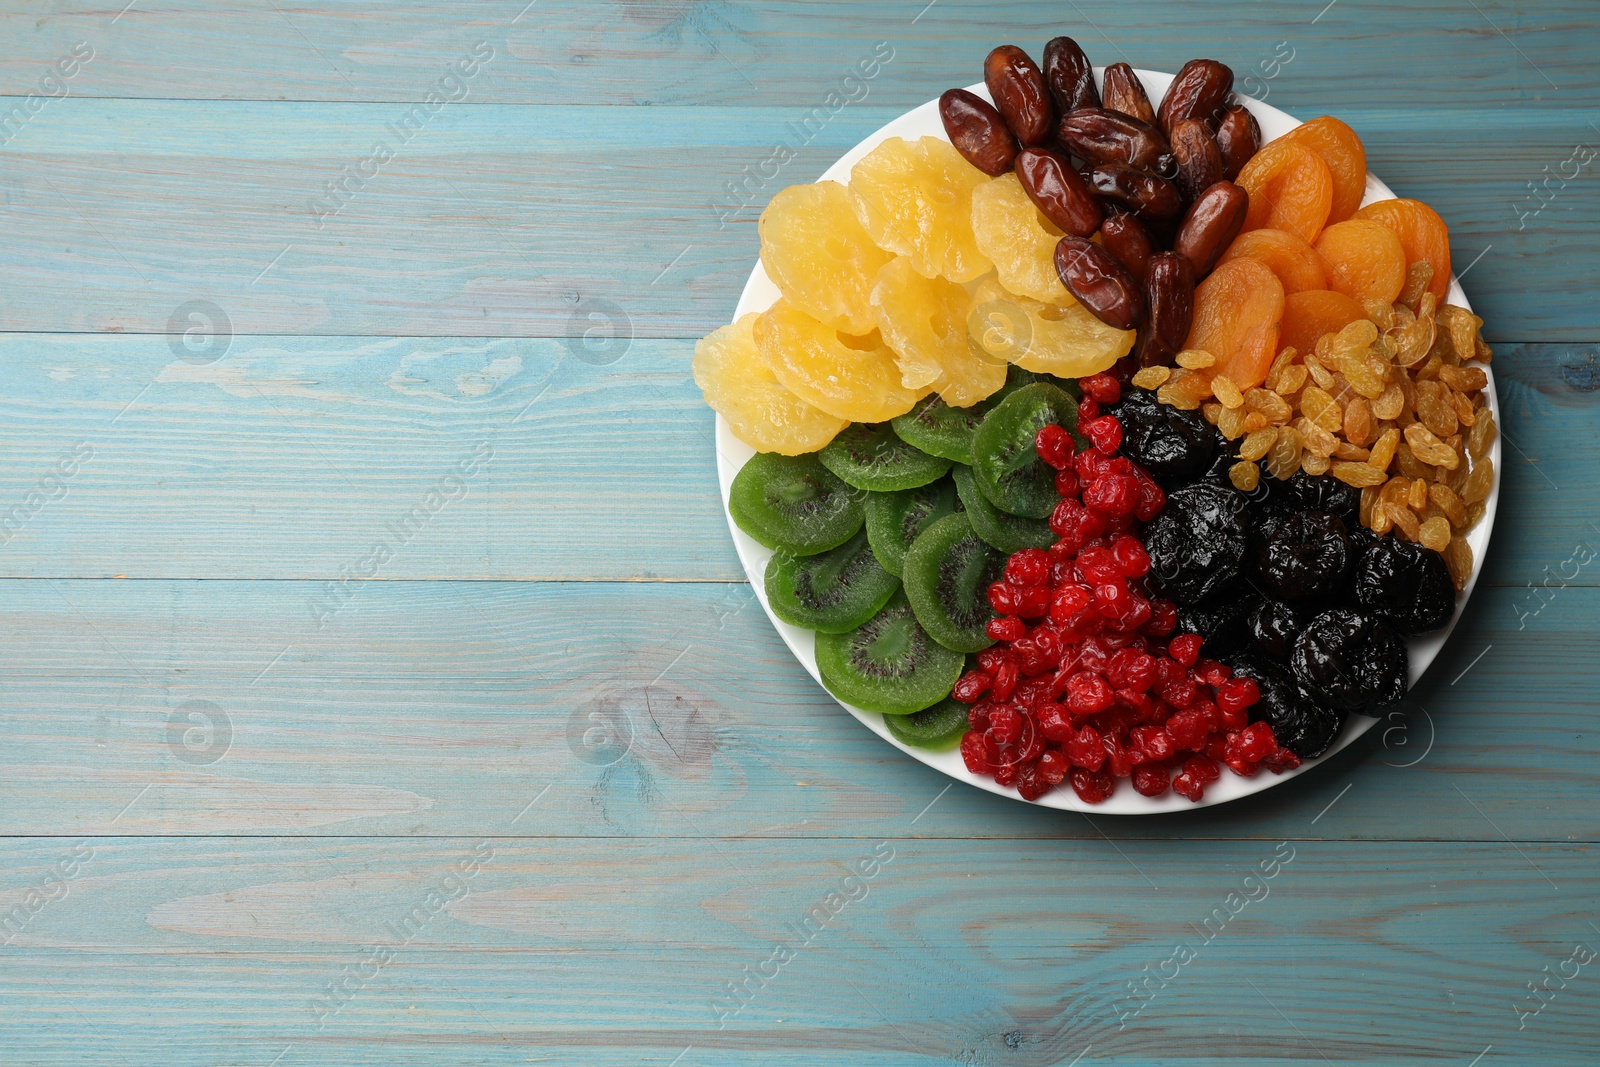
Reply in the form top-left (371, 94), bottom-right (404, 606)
top-left (1042, 36), bottom-right (1099, 114)
top-left (1156, 59), bottom-right (1234, 136)
top-left (1215, 104), bottom-right (1262, 181)
top-left (939, 89), bottom-right (1019, 175)
top-left (1099, 212), bottom-right (1156, 286)
top-left (1101, 63), bottom-right (1156, 124)
top-left (984, 45), bottom-right (1054, 146)
top-left (1174, 180), bottom-right (1248, 275)
top-left (1085, 163), bottom-right (1185, 222)
top-left (1137, 251), bottom-right (1196, 366)
top-left (1056, 108), bottom-right (1173, 173)
top-left (1169, 118), bottom-right (1224, 200)
top-left (1055, 235), bottom-right (1143, 330)
top-left (1015, 146), bottom-right (1103, 237)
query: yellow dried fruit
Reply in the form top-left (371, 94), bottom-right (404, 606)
top-left (1244, 387), bottom-right (1292, 423)
top-left (1467, 409), bottom-right (1497, 459)
top-left (873, 258), bottom-right (1007, 405)
top-left (1238, 427), bottom-right (1278, 461)
top-left (1418, 515), bottom-right (1452, 552)
top-left (1372, 381), bottom-right (1405, 420)
top-left (1176, 349), bottom-right (1217, 369)
top-left (1274, 363), bottom-right (1309, 395)
top-left (970, 173), bottom-right (1072, 303)
top-left (1407, 477), bottom-right (1430, 511)
top-left (1342, 395), bottom-right (1373, 447)
top-left (1384, 503), bottom-right (1420, 541)
top-left (759, 181), bottom-right (895, 334)
top-left (1156, 367), bottom-right (1212, 410)
top-left (1263, 346), bottom-right (1299, 391)
top-left (1332, 460), bottom-right (1389, 487)
top-left (1452, 389), bottom-right (1477, 427)
top-left (1217, 403), bottom-right (1250, 439)
top-left (1294, 417), bottom-right (1339, 458)
top-left (1304, 351), bottom-right (1335, 390)
top-left (967, 277), bottom-right (1134, 378)
top-left (1360, 485), bottom-right (1380, 525)
top-left (1301, 451), bottom-right (1331, 475)
top-left (1439, 364), bottom-right (1487, 392)
top-left (693, 313), bottom-right (850, 455)
top-left (1265, 425), bottom-right (1302, 480)
top-left (754, 298), bottom-right (924, 422)
top-left (1415, 384), bottom-right (1458, 438)
top-left (1460, 457), bottom-right (1494, 504)
top-left (1367, 427), bottom-right (1400, 470)
top-left (850, 136), bottom-right (993, 282)
top-left (1444, 536), bottom-right (1473, 590)
top-left (1212, 373), bottom-right (1245, 410)
top-left (1333, 441), bottom-right (1371, 461)
top-left (1427, 482), bottom-right (1466, 526)
top-left (1370, 503), bottom-right (1393, 535)
top-left (1403, 422), bottom-right (1460, 469)
top-left (1131, 365), bottom-right (1172, 389)
top-left (1229, 460), bottom-right (1260, 491)
top-left (1399, 260), bottom-right (1435, 308)
top-left (1299, 385), bottom-right (1343, 432)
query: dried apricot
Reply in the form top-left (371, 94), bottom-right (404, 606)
top-left (1184, 257), bottom-right (1285, 389)
top-left (1236, 139), bottom-right (1333, 244)
top-left (1218, 228), bottom-right (1328, 294)
top-left (1279, 289), bottom-right (1367, 358)
top-left (1355, 198), bottom-right (1452, 302)
top-left (1274, 117), bottom-right (1368, 223)
top-left (1315, 219), bottom-right (1407, 305)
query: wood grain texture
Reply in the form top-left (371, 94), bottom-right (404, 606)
top-left (0, 577), bottom-right (1591, 841)
top-left (0, 837), bottom-right (1594, 1065)
top-left (0, 334), bottom-right (1588, 582)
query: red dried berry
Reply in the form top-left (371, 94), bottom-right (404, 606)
top-left (1082, 472), bottom-right (1139, 516)
top-left (988, 616), bottom-right (1027, 642)
top-left (1166, 707), bottom-right (1211, 750)
top-left (1077, 397), bottom-right (1101, 423)
top-left (1066, 671), bottom-right (1115, 715)
top-left (1081, 372), bottom-right (1122, 404)
top-left (1144, 598), bottom-right (1178, 637)
top-left (1037, 748), bottom-right (1070, 785)
top-left (952, 670), bottom-right (992, 704)
top-left (988, 705), bottom-right (1023, 745)
top-left (1085, 415), bottom-right (1124, 454)
top-left (1055, 468), bottom-right (1082, 498)
top-left (1065, 724), bottom-right (1106, 770)
top-left (1132, 762), bottom-right (1170, 796)
top-left (1006, 548), bottom-right (1052, 586)
top-left (1111, 535), bottom-right (1151, 577)
top-left (1169, 633), bottom-right (1203, 667)
top-left (988, 580), bottom-right (1018, 614)
top-left (1035, 423), bottom-right (1074, 470)
top-left (991, 658), bottom-right (1020, 701)
top-left (961, 731), bottom-right (992, 773)
top-left (1130, 724), bottom-right (1176, 763)
top-left (1038, 703), bottom-right (1075, 740)
top-left (1069, 766), bottom-right (1116, 804)
top-left (1217, 677), bottom-right (1260, 715)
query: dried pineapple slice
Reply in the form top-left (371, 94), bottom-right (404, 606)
top-left (758, 181), bottom-right (893, 335)
top-left (850, 136), bottom-right (993, 282)
top-left (970, 173), bottom-right (1071, 304)
top-left (693, 314), bottom-right (849, 455)
top-left (871, 257), bottom-right (1006, 408)
top-left (968, 276), bottom-right (1134, 378)
top-left (753, 298), bottom-right (925, 423)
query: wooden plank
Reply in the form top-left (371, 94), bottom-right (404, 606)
top-left (0, 334), bottom-right (1588, 582)
top-left (0, 0), bottom-right (1592, 108)
top-left (0, 836), bottom-right (1593, 1064)
top-left (0, 577), bottom-right (1592, 841)
top-left (0, 99), bottom-right (1592, 339)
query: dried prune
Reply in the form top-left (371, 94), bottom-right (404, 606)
top-left (1177, 588), bottom-right (1262, 659)
top-left (1355, 536), bottom-right (1456, 636)
top-left (1290, 608), bottom-right (1408, 714)
top-left (1144, 482), bottom-right (1249, 605)
top-left (1228, 652), bottom-right (1344, 759)
top-left (1257, 510), bottom-right (1353, 602)
top-left (1110, 386), bottom-right (1216, 485)
top-left (940, 89), bottom-right (1019, 176)
top-left (1248, 599), bottom-right (1308, 662)
top-left (1281, 470), bottom-right (1361, 524)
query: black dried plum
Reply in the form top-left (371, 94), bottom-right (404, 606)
top-left (1355, 535), bottom-right (1456, 637)
top-left (1257, 511), bottom-right (1353, 602)
top-left (1290, 608), bottom-right (1408, 714)
top-left (1227, 652), bottom-right (1344, 759)
top-left (1144, 482), bottom-right (1248, 605)
top-left (1177, 588), bottom-right (1261, 659)
top-left (1110, 387), bottom-right (1215, 485)
top-left (1248, 598), bottom-right (1307, 662)
top-left (1281, 470), bottom-right (1361, 522)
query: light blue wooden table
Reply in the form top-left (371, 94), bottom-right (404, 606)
top-left (0, 2), bottom-right (1595, 1064)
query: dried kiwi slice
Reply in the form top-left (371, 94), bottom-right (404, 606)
top-left (729, 452), bottom-right (863, 555)
top-left (883, 696), bottom-right (969, 748)
top-left (901, 512), bottom-right (1003, 654)
top-left (815, 591), bottom-right (964, 715)
top-left (971, 381), bottom-right (1078, 519)
top-left (819, 423), bottom-right (953, 492)
top-left (765, 529), bottom-right (900, 634)
top-left (890, 365), bottom-right (1043, 464)
top-left (864, 476), bottom-right (959, 577)
top-left (951, 464), bottom-right (1054, 555)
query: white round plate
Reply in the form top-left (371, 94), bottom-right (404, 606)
top-left (714, 70), bottom-right (1500, 813)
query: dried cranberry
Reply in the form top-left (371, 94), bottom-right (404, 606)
top-left (1166, 707), bottom-right (1210, 750)
top-left (1169, 633), bottom-right (1203, 667)
top-left (1038, 703), bottom-right (1075, 740)
top-left (988, 580), bottom-right (1018, 614)
top-left (1055, 468), bottom-right (1082, 497)
top-left (1144, 598), bottom-right (1178, 637)
top-left (1037, 749), bottom-right (1070, 785)
top-left (1083, 472), bottom-right (1139, 516)
top-left (1081, 372), bottom-right (1122, 404)
top-left (1131, 725), bottom-right (1176, 762)
top-left (977, 646), bottom-right (1011, 673)
top-left (988, 705), bottom-right (1023, 744)
top-left (1065, 725), bottom-right (1106, 769)
top-left (991, 658), bottom-right (1020, 700)
top-left (1077, 397), bottom-right (1101, 423)
top-left (1132, 762), bottom-right (1170, 796)
top-left (1066, 671), bottom-right (1115, 715)
top-left (961, 731), bottom-right (992, 773)
top-left (1085, 415), bottom-right (1124, 454)
top-left (988, 616), bottom-right (1027, 642)
top-left (1111, 535), bottom-right (1150, 577)
top-left (1036, 423), bottom-right (1074, 470)
top-left (1069, 766), bottom-right (1116, 804)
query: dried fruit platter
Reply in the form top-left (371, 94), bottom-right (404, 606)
top-left (711, 68), bottom-right (1500, 813)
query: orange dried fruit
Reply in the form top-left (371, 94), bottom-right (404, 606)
top-left (1236, 139), bottom-right (1334, 244)
top-left (1315, 219), bottom-right (1407, 305)
top-left (1184, 257), bottom-right (1285, 389)
top-left (1355, 198), bottom-right (1452, 302)
top-left (850, 136), bottom-right (993, 282)
top-left (1274, 116), bottom-right (1368, 223)
top-left (759, 181), bottom-right (894, 335)
top-left (1219, 228), bottom-right (1329, 294)
top-left (754, 298), bottom-right (925, 423)
top-left (1279, 289), bottom-right (1368, 358)
top-left (872, 257), bottom-right (1007, 406)
top-left (693, 313), bottom-right (849, 455)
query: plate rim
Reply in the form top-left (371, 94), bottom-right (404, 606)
top-left (713, 69), bottom-right (1502, 814)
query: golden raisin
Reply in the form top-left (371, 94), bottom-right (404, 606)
top-left (1333, 460), bottom-right (1388, 487)
top-left (1229, 460), bottom-right (1260, 491)
top-left (1418, 515), bottom-right (1452, 552)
